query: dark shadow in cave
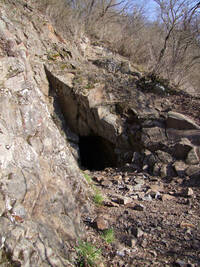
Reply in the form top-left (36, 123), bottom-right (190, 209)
top-left (79, 135), bottom-right (118, 171)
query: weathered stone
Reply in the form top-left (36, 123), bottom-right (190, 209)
top-left (95, 216), bottom-right (109, 230)
top-left (134, 183), bottom-right (144, 191)
top-left (173, 161), bottom-right (188, 177)
top-left (160, 164), bottom-right (176, 178)
top-left (166, 111), bottom-right (200, 130)
top-left (88, 84), bottom-right (105, 108)
top-left (126, 184), bottom-right (134, 191)
top-left (134, 177), bottom-right (145, 185)
top-left (149, 184), bottom-right (164, 193)
top-left (141, 127), bottom-right (167, 150)
top-left (143, 150), bottom-right (157, 167)
top-left (162, 194), bottom-right (175, 201)
top-left (167, 128), bottom-right (200, 146)
top-left (111, 195), bottom-right (132, 205)
top-left (175, 259), bottom-right (189, 267)
top-left (186, 165), bottom-right (200, 179)
top-left (131, 204), bottom-right (144, 211)
top-left (101, 180), bottom-right (112, 187)
top-left (173, 138), bottom-right (193, 160)
top-left (123, 197), bottom-right (133, 205)
top-left (180, 222), bottom-right (195, 229)
top-left (130, 238), bottom-right (137, 248)
top-left (142, 194), bottom-right (153, 201)
top-left (160, 164), bottom-right (168, 178)
top-left (156, 150), bottom-right (173, 163)
top-left (153, 163), bottom-right (162, 176)
top-left (186, 147), bottom-right (200, 165)
top-left (112, 175), bottom-right (123, 183)
top-left (187, 188), bottom-right (194, 196)
top-left (104, 200), bottom-right (119, 207)
top-left (0, 3), bottom-right (90, 265)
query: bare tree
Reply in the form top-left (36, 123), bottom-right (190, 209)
top-left (151, 0), bottom-right (200, 85)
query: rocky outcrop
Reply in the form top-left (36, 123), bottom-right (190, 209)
top-left (166, 111), bottom-right (200, 130)
top-left (45, 57), bottom-right (200, 177)
top-left (44, 50), bottom-right (200, 177)
top-left (0, 1), bottom-right (90, 266)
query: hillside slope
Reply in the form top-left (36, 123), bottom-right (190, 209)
top-left (0, 0), bottom-right (199, 266)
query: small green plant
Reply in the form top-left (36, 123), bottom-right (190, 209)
top-left (75, 241), bottom-right (101, 267)
top-left (101, 229), bottom-right (115, 244)
top-left (93, 191), bottom-right (104, 205)
top-left (47, 52), bottom-right (60, 61)
top-left (83, 173), bottom-right (92, 184)
top-left (73, 75), bottom-right (83, 85)
top-left (85, 82), bottom-right (94, 90)
top-left (82, 172), bottom-right (104, 206)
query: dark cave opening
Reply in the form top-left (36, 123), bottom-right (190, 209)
top-left (79, 135), bottom-right (118, 171)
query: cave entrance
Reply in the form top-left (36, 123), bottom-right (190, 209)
top-left (79, 135), bottom-right (118, 171)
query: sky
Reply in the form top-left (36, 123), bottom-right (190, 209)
top-left (117, 0), bottom-right (158, 21)
top-left (136, 0), bottom-right (158, 20)
top-left (132, 0), bottom-right (200, 21)
top-left (146, 0), bottom-right (158, 20)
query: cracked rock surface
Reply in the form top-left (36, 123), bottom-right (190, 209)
top-left (0, 1), bottom-right (89, 266)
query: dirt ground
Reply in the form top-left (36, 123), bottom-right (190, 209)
top-left (80, 166), bottom-right (200, 267)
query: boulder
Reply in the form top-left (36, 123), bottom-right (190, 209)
top-left (141, 127), bottom-right (167, 150)
top-left (166, 111), bottom-right (200, 130)
top-left (95, 216), bottom-right (109, 230)
top-left (186, 147), bottom-right (200, 165)
top-left (156, 150), bottom-right (173, 164)
top-left (186, 165), bottom-right (200, 179)
top-left (173, 161), bottom-right (188, 177)
top-left (166, 129), bottom-right (200, 146)
top-left (173, 138), bottom-right (193, 160)
top-left (153, 163), bottom-right (162, 176)
top-left (160, 164), bottom-right (176, 178)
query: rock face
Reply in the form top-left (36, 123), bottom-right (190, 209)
top-left (0, 0), bottom-right (199, 265)
top-left (45, 62), bottom-right (200, 174)
top-left (0, 1), bottom-right (89, 266)
top-left (45, 62), bottom-right (200, 175)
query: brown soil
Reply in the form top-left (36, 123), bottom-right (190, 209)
top-left (80, 166), bottom-right (200, 267)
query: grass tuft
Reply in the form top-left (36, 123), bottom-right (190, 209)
top-left (75, 240), bottom-right (101, 267)
top-left (83, 173), bottom-right (92, 184)
top-left (82, 172), bottom-right (104, 206)
top-left (93, 191), bottom-right (104, 206)
top-left (101, 229), bottom-right (115, 244)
